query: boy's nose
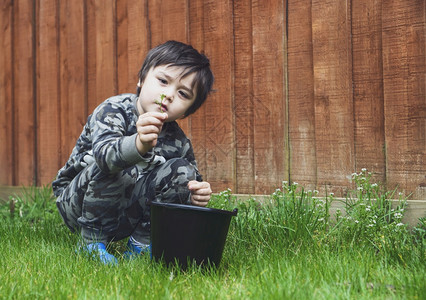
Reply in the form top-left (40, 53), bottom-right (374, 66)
top-left (164, 92), bottom-right (174, 102)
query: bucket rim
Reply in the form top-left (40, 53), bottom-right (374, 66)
top-left (150, 202), bottom-right (238, 216)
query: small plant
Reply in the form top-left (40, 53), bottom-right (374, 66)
top-left (0, 186), bottom-right (57, 223)
top-left (155, 94), bottom-right (166, 112)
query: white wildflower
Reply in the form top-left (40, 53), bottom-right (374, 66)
top-left (357, 187), bottom-right (363, 191)
top-left (361, 168), bottom-right (367, 172)
top-left (318, 218), bottom-right (324, 222)
top-left (371, 183), bottom-right (378, 188)
top-left (355, 220), bottom-right (359, 223)
top-left (366, 207), bottom-right (371, 211)
top-left (394, 212), bottom-right (403, 219)
top-left (396, 223), bottom-right (404, 227)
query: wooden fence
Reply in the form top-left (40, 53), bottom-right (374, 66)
top-left (0, 0), bottom-right (425, 199)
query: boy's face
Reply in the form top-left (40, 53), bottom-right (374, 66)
top-left (137, 65), bottom-right (197, 122)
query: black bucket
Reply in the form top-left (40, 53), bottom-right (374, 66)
top-left (150, 202), bottom-right (237, 268)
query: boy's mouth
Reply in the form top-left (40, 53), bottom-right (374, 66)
top-left (160, 104), bottom-right (168, 112)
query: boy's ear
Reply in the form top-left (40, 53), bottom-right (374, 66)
top-left (137, 81), bottom-right (141, 87)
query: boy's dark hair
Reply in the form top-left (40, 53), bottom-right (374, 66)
top-left (137, 40), bottom-right (214, 118)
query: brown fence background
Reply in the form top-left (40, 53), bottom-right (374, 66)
top-left (0, 0), bottom-right (425, 199)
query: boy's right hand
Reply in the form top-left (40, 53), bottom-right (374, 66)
top-left (135, 112), bottom-right (168, 155)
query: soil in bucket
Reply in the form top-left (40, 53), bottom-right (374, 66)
top-left (150, 202), bottom-right (237, 268)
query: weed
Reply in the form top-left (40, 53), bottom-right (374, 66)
top-left (155, 94), bottom-right (167, 112)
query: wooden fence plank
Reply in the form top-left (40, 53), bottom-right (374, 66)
top-left (13, 0), bottom-right (36, 185)
top-left (116, 0), bottom-right (129, 94)
top-left (312, 0), bottom-right (355, 195)
top-left (94, 0), bottom-right (116, 110)
top-left (351, 0), bottom-right (386, 184)
top-left (382, 0), bottom-right (426, 199)
top-left (37, 0), bottom-right (61, 184)
top-left (287, 0), bottom-right (317, 190)
top-left (86, 0), bottom-right (116, 114)
top-left (201, 0), bottom-right (235, 192)
top-left (187, 0), bottom-right (207, 182)
top-left (0, 0), bottom-right (14, 185)
top-left (252, 0), bottom-right (287, 194)
top-left (117, 1), bottom-right (151, 96)
top-left (233, 0), bottom-right (255, 194)
top-left (59, 0), bottom-right (87, 166)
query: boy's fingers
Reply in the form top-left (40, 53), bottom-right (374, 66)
top-left (139, 112), bottom-right (168, 123)
top-left (190, 196), bottom-right (209, 207)
top-left (188, 180), bottom-right (211, 191)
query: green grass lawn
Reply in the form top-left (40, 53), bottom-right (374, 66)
top-left (1, 171), bottom-right (425, 299)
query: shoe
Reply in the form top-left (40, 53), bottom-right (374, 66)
top-left (123, 239), bottom-right (152, 260)
top-left (78, 242), bottom-right (118, 266)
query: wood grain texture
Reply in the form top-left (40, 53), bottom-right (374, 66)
top-left (382, 0), bottom-right (426, 199)
top-left (36, 0), bottom-right (61, 184)
top-left (252, 0), bottom-right (287, 194)
top-left (13, 0), bottom-right (36, 185)
top-left (201, 0), bottom-right (235, 191)
top-left (187, 0), bottom-right (207, 182)
top-left (287, 0), bottom-right (317, 190)
top-left (352, 0), bottom-right (386, 184)
top-left (1, 0), bottom-right (425, 199)
top-left (312, 0), bottom-right (355, 195)
top-left (233, 0), bottom-right (255, 194)
top-left (59, 0), bottom-right (87, 165)
top-left (0, 0), bottom-right (14, 185)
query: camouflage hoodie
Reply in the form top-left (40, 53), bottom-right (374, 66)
top-left (52, 93), bottom-right (200, 197)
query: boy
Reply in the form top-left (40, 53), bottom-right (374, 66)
top-left (52, 41), bottom-right (214, 265)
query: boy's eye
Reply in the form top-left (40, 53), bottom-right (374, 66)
top-left (158, 78), bottom-right (167, 84)
top-left (179, 90), bottom-right (189, 99)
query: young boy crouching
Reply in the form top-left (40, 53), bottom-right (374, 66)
top-left (52, 40), bottom-right (214, 265)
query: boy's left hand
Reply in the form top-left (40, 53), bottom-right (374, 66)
top-left (188, 180), bottom-right (212, 207)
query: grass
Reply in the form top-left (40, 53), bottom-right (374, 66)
top-left (0, 170), bottom-right (425, 299)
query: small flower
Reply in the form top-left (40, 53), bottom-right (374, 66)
top-left (366, 207), bottom-right (371, 211)
top-left (318, 218), bottom-right (324, 222)
top-left (394, 212), bottom-right (403, 219)
top-left (357, 187), bottom-right (363, 191)
top-left (371, 183), bottom-right (378, 188)
top-left (293, 182), bottom-right (298, 186)
top-left (355, 220), bottom-right (359, 223)
top-left (329, 192), bottom-right (334, 196)
top-left (361, 168), bottom-right (367, 172)
top-left (396, 223), bottom-right (404, 227)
